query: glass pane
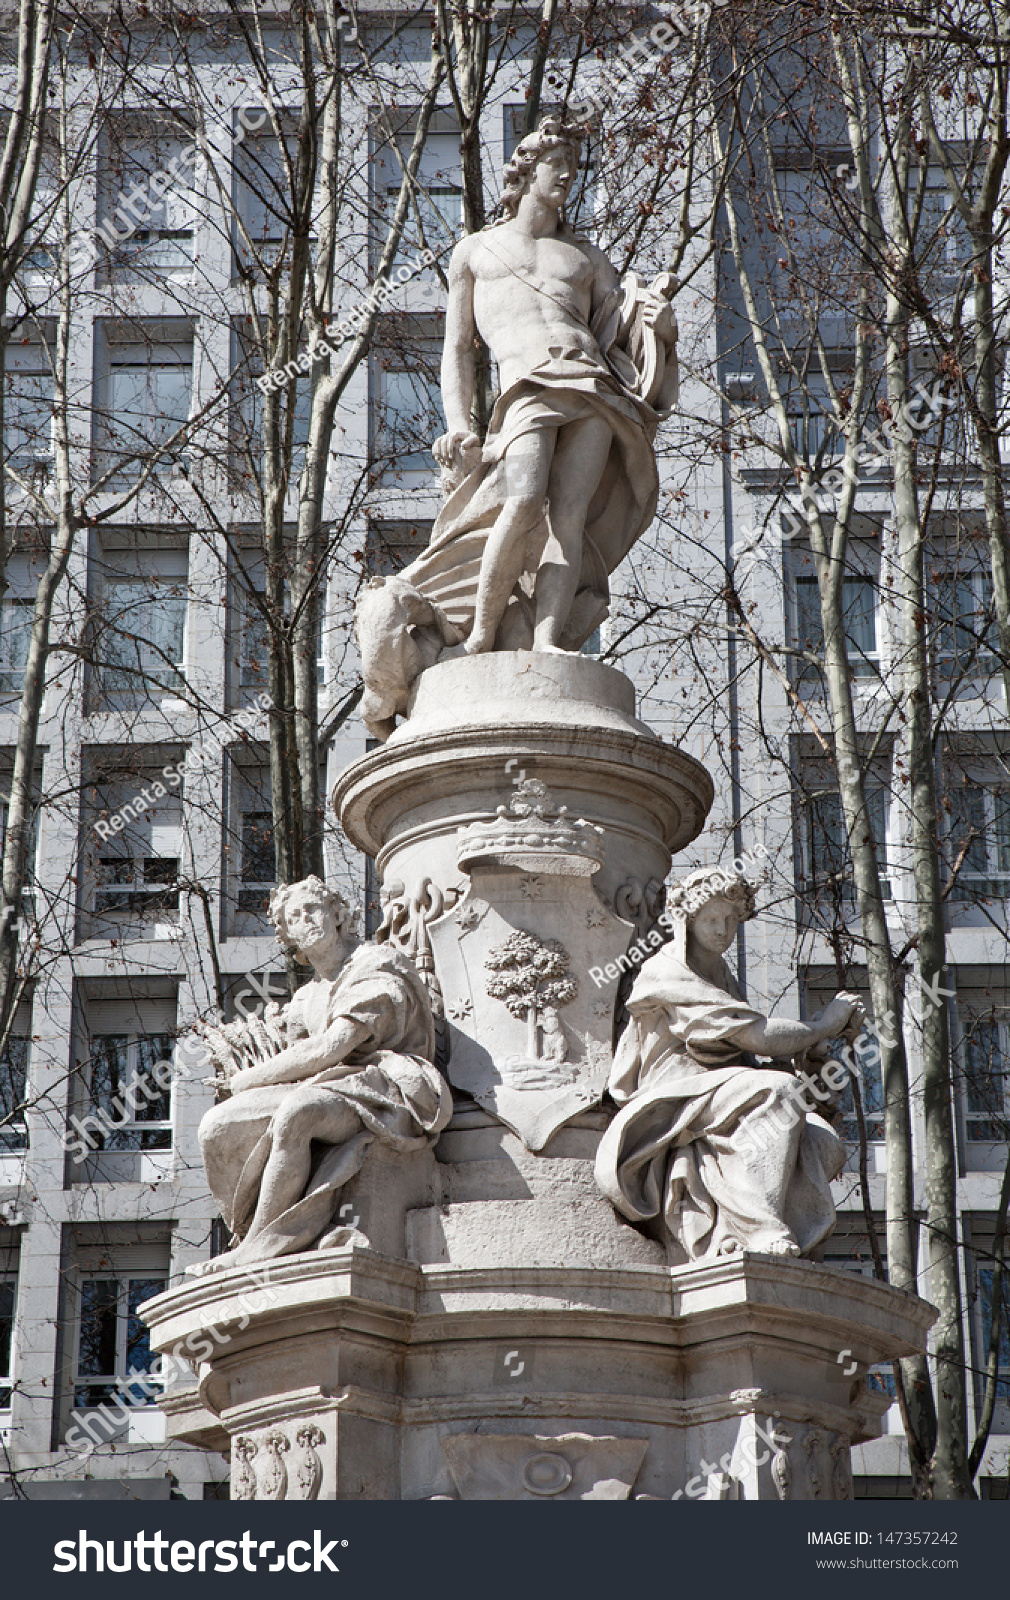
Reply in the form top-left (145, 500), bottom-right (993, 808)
top-left (963, 1016), bottom-right (1007, 1140)
top-left (125, 1278), bottom-right (166, 1400)
top-left (979, 1267), bottom-right (1010, 1398)
top-left (377, 366), bottom-right (444, 469)
top-left (133, 1035), bottom-right (173, 1130)
top-left (0, 599), bottom-right (32, 693)
top-left (842, 575), bottom-right (877, 659)
top-left (808, 791), bottom-right (847, 884)
top-left (0, 1036), bottom-right (28, 1152)
top-left (77, 1279), bottom-right (119, 1382)
top-left (4, 371), bottom-right (53, 462)
top-left (934, 573), bottom-right (980, 677)
top-left (0, 1280), bottom-right (15, 1384)
top-left (108, 363), bottom-right (190, 455)
top-left (240, 591), bottom-right (270, 687)
top-left (795, 576), bottom-right (823, 652)
top-left (87, 1034), bottom-right (130, 1149)
top-left (948, 785), bottom-right (988, 889)
top-left (238, 812), bottom-right (274, 912)
top-left (385, 184), bottom-right (461, 275)
top-left (101, 581), bottom-right (186, 693)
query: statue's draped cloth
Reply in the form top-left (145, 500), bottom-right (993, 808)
top-left (398, 310), bottom-right (663, 649)
top-left (203, 945), bottom-right (451, 1260)
top-left (594, 949), bottom-right (846, 1262)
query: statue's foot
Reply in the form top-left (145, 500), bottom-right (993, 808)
top-left (463, 633), bottom-right (492, 655)
top-left (185, 1251), bottom-right (238, 1278)
top-left (763, 1235), bottom-right (801, 1257)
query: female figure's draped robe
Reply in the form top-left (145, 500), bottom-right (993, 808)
top-left (594, 947), bottom-right (845, 1262)
top-left (200, 945), bottom-right (452, 1261)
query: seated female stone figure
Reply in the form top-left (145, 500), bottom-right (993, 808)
top-left (195, 876), bottom-right (452, 1269)
top-left (595, 869), bottom-right (864, 1263)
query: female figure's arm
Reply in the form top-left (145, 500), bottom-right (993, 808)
top-left (730, 993), bottom-right (864, 1063)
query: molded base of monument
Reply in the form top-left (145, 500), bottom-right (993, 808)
top-left (142, 1247), bottom-right (935, 1501)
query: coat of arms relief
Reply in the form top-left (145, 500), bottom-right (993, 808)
top-left (428, 779), bottom-right (636, 1150)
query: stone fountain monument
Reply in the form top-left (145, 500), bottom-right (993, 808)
top-left (142, 118), bottom-right (934, 1501)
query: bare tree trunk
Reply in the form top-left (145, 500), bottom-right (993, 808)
top-left (884, 91), bottom-right (972, 1491)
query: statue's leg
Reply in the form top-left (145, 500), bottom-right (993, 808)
top-left (241, 1086), bottom-right (362, 1245)
top-left (466, 430), bottom-right (554, 653)
top-left (534, 414), bottom-right (613, 649)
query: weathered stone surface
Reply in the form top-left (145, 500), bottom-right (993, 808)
top-left (440, 1432), bottom-right (650, 1500)
top-left (141, 1244), bottom-right (935, 1501)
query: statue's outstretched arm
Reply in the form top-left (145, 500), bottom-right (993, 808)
top-left (730, 992), bottom-right (865, 1063)
top-left (228, 1016), bottom-right (370, 1093)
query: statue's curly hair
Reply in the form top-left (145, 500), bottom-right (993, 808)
top-left (268, 875), bottom-right (357, 953)
top-left (666, 867), bottom-right (758, 924)
top-left (493, 115), bottom-right (588, 226)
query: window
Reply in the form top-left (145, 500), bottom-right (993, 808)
top-left (371, 347), bottom-right (444, 471)
top-left (78, 1034), bottom-right (173, 1154)
top-left (801, 784), bottom-right (890, 903)
top-left (805, 980), bottom-right (882, 1142)
top-left (374, 120), bottom-right (462, 276)
top-left (794, 571), bottom-right (879, 683)
top-left (918, 177), bottom-right (973, 298)
top-left (946, 781), bottom-right (1010, 900)
top-left (0, 1035), bottom-right (29, 1153)
top-left (94, 855), bottom-right (179, 916)
top-left (366, 519), bottom-right (433, 576)
top-left (229, 322), bottom-right (311, 488)
top-left (959, 1008), bottom-right (1009, 1142)
top-left (89, 539), bottom-right (189, 704)
top-left (97, 120), bottom-right (197, 278)
top-left (74, 1274), bottom-right (166, 1408)
top-left (3, 333), bottom-right (54, 476)
top-left (83, 757), bottom-right (184, 937)
top-left (978, 1266), bottom-right (1010, 1399)
top-left (93, 320), bottom-right (192, 486)
top-left (232, 563), bottom-right (323, 699)
top-left (233, 114), bottom-right (298, 267)
top-left (238, 810), bottom-right (275, 913)
top-left (930, 564), bottom-right (998, 682)
top-left (0, 597), bottom-right (31, 695)
top-left (99, 580), bottom-right (186, 696)
top-left (0, 1278), bottom-right (14, 1408)
top-left (228, 759), bottom-right (274, 932)
top-left (787, 403), bottom-right (843, 459)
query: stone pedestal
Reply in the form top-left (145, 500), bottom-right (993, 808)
top-left (142, 1224), bottom-right (934, 1500)
top-left (143, 654), bottom-right (936, 1499)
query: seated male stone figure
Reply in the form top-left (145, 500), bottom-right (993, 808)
top-left (195, 876), bottom-right (452, 1269)
top-left (595, 869), bottom-right (864, 1263)
top-left (356, 116), bottom-right (679, 739)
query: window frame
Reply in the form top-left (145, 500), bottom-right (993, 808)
top-left (72, 1271), bottom-right (168, 1410)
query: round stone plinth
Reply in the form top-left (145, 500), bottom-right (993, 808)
top-left (333, 651), bottom-right (713, 900)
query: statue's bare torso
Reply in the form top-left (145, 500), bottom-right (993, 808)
top-left (458, 224), bottom-right (618, 393)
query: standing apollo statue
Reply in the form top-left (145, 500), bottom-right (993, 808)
top-left (356, 116), bottom-right (680, 739)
